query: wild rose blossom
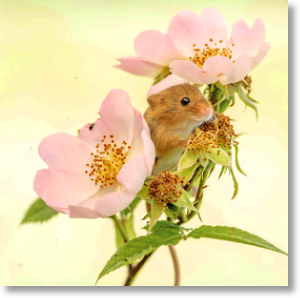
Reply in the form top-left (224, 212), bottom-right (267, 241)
top-left (116, 8), bottom-right (270, 86)
top-left (34, 89), bottom-right (155, 218)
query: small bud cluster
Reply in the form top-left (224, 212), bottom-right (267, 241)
top-left (186, 113), bottom-right (237, 154)
top-left (148, 171), bottom-right (186, 205)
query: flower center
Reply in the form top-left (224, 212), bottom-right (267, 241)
top-left (188, 39), bottom-right (235, 68)
top-left (85, 135), bottom-right (131, 188)
top-left (186, 114), bottom-right (237, 154)
top-left (148, 171), bottom-right (185, 205)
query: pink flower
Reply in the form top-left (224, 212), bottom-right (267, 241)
top-left (116, 8), bottom-right (270, 85)
top-left (34, 89), bottom-right (155, 218)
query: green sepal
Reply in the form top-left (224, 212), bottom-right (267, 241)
top-left (199, 149), bottom-right (209, 167)
top-left (235, 82), bottom-right (258, 120)
top-left (149, 200), bottom-right (165, 232)
top-left (137, 184), bottom-right (150, 199)
top-left (229, 167), bottom-right (239, 200)
top-left (205, 146), bottom-right (230, 166)
top-left (178, 149), bottom-right (200, 170)
top-left (172, 189), bottom-right (199, 213)
top-left (218, 165), bottom-right (227, 180)
top-left (20, 198), bottom-right (58, 225)
top-left (233, 144), bottom-right (247, 176)
top-left (176, 162), bottom-right (199, 183)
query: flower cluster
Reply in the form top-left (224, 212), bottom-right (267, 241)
top-left (116, 8), bottom-right (270, 86)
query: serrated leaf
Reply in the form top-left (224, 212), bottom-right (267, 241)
top-left (143, 220), bottom-right (181, 232)
top-left (172, 189), bottom-right (199, 213)
top-left (21, 198), bottom-right (58, 225)
top-left (233, 144), bottom-right (246, 176)
top-left (219, 99), bottom-right (230, 113)
top-left (96, 221), bottom-right (183, 283)
top-left (187, 225), bottom-right (288, 256)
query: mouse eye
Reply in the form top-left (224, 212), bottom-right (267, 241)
top-left (181, 97), bottom-right (190, 106)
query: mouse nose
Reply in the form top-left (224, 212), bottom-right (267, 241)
top-left (196, 101), bottom-right (213, 118)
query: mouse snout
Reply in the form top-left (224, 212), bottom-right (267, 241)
top-left (194, 101), bottom-right (213, 121)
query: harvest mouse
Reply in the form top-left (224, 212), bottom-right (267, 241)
top-left (144, 83), bottom-right (213, 175)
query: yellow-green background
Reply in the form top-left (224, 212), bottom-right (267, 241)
top-left (0, 0), bottom-right (288, 286)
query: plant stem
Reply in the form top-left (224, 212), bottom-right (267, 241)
top-left (124, 252), bottom-right (154, 286)
top-left (168, 245), bottom-right (180, 286)
top-left (110, 214), bottom-right (129, 242)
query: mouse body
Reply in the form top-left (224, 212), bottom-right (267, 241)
top-left (144, 83), bottom-right (213, 175)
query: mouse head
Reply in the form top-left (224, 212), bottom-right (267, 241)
top-left (147, 83), bottom-right (213, 126)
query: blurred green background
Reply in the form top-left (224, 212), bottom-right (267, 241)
top-left (0, 0), bottom-right (288, 286)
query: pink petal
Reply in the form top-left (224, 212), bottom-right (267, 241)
top-left (69, 205), bottom-right (100, 218)
top-left (79, 121), bottom-right (112, 147)
top-left (115, 57), bottom-right (163, 77)
top-left (249, 42), bottom-right (270, 71)
top-left (142, 130), bottom-right (156, 175)
top-left (196, 8), bottom-right (228, 49)
top-left (117, 154), bottom-right (147, 194)
top-left (229, 20), bottom-right (251, 59)
top-left (167, 10), bottom-right (200, 58)
top-left (134, 30), bottom-right (184, 65)
top-left (222, 53), bottom-right (251, 85)
top-left (248, 19), bottom-right (266, 56)
top-left (170, 56), bottom-right (232, 85)
top-left (34, 169), bottom-right (98, 208)
top-left (147, 74), bottom-right (187, 97)
top-left (38, 133), bottom-right (93, 174)
top-left (98, 89), bottom-right (135, 145)
top-left (95, 190), bottom-right (136, 217)
top-left (230, 19), bottom-right (266, 58)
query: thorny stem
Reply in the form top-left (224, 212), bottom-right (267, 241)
top-left (168, 245), bottom-right (180, 286)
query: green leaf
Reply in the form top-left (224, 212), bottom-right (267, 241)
top-left (178, 149), bottom-right (200, 170)
top-left (122, 197), bottom-right (141, 216)
top-left (21, 198), bottom-right (58, 225)
top-left (219, 98), bottom-right (230, 113)
top-left (96, 221), bottom-right (183, 283)
top-left (172, 189), bottom-right (199, 213)
top-left (187, 225), bottom-right (288, 256)
top-left (233, 144), bottom-right (247, 176)
top-left (149, 200), bottom-right (165, 232)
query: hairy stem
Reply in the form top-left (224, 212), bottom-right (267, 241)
top-left (168, 245), bottom-right (180, 286)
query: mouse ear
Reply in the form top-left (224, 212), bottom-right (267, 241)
top-left (147, 94), bottom-right (164, 108)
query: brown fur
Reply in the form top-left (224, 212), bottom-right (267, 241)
top-left (144, 83), bottom-right (213, 157)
